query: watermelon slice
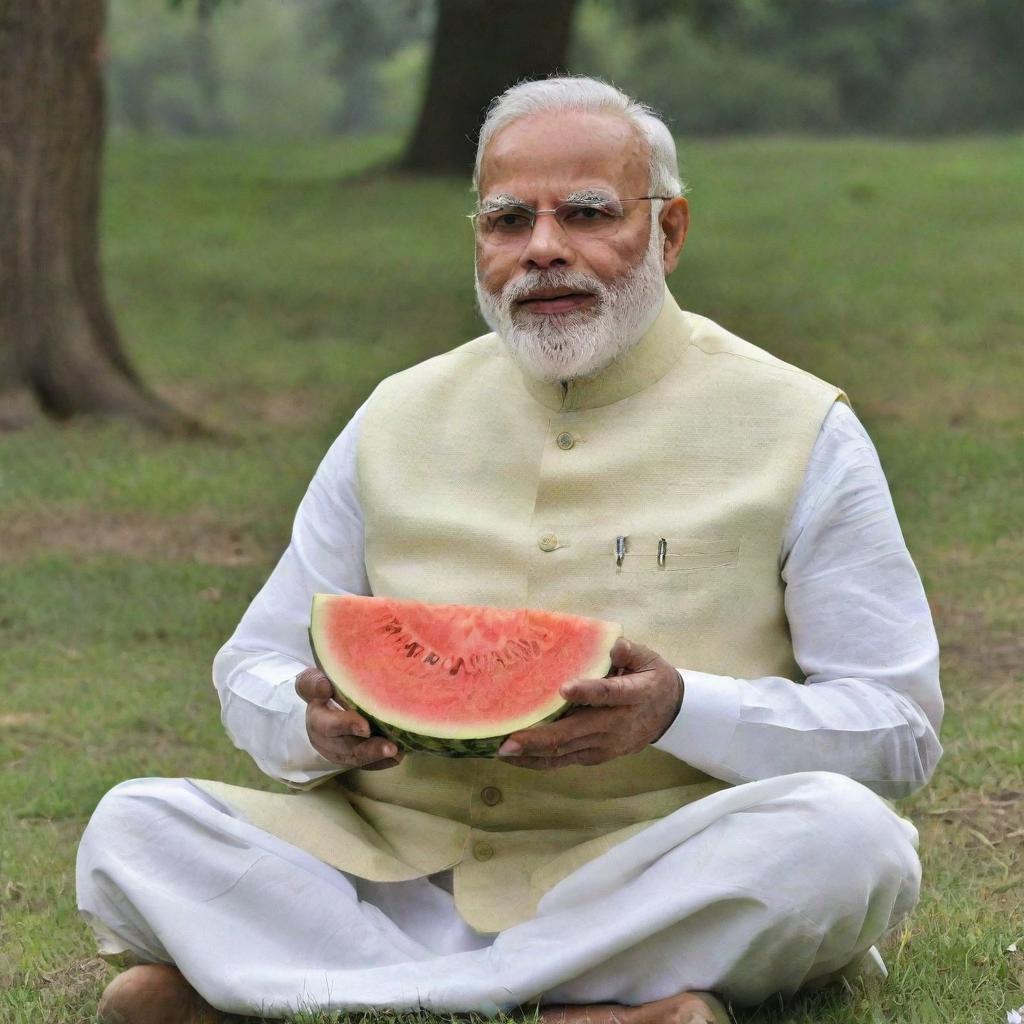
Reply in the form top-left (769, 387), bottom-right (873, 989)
top-left (309, 594), bottom-right (622, 758)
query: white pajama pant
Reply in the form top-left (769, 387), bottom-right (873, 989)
top-left (76, 771), bottom-right (921, 1018)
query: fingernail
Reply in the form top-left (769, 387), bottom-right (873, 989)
top-left (383, 744), bottom-right (397, 757)
top-left (498, 740), bottom-right (522, 756)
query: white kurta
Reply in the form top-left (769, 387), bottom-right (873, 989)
top-left (212, 399), bottom-right (942, 795)
top-left (76, 401), bottom-right (941, 1016)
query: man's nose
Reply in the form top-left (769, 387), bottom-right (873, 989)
top-left (519, 212), bottom-right (574, 270)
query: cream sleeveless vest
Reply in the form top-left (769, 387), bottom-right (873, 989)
top-left (200, 288), bottom-right (844, 932)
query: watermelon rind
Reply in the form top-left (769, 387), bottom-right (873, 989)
top-left (310, 636), bottom-right (536, 757)
top-left (308, 596), bottom-right (622, 759)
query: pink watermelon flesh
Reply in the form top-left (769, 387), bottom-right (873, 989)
top-left (309, 594), bottom-right (622, 756)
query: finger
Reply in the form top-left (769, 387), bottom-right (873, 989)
top-left (560, 672), bottom-right (645, 708)
top-left (308, 702), bottom-right (371, 739)
top-left (320, 735), bottom-right (400, 767)
top-left (498, 712), bottom-right (612, 757)
top-left (347, 738), bottom-right (401, 768)
top-left (500, 747), bottom-right (611, 771)
top-left (295, 668), bottom-right (333, 704)
top-left (360, 752), bottom-right (405, 771)
top-left (509, 730), bottom-right (605, 758)
top-left (497, 708), bottom-right (606, 755)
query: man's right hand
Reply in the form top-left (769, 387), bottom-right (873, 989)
top-left (295, 668), bottom-right (404, 771)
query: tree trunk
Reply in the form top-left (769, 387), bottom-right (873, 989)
top-left (399, 0), bottom-right (578, 175)
top-left (0, 0), bottom-right (200, 432)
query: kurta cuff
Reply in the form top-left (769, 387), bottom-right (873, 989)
top-left (652, 670), bottom-right (744, 780)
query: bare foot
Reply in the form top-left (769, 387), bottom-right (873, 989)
top-left (537, 990), bottom-right (729, 1024)
top-left (97, 964), bottom-right (225, 1024)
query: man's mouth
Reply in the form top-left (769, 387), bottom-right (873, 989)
top-left (516, 290), bottom-right (596, 314)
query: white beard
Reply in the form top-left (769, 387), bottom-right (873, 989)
top-left (474, 221), bottom-right (667, 384)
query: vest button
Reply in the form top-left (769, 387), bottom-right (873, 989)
top-left (480, 786), bottom-right (503, 806)
top-left (556, 431), bottom-right (575, 450)
top-left (538, 532), bottom-right (559, 552)
top-left (473, 841), bottom-right (495, 862)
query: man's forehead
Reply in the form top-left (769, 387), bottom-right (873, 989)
top-left (478, 110), bottom-right (649, 200)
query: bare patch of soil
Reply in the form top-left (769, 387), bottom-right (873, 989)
top-left (924, 788), bottom-right (1024, 849)
top-left (0, 508), bottom-right (263, 566)
top-left (931, 599), bottom-right (1024, 688)
top-left (863, 383), bottom-right (1022, 428)
top-left (0, 712), bottom-right (46, 727)
top-left (161, 380), bottom-right (324, 429)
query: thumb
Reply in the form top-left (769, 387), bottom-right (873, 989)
top-left (295, 667), bottom-right (334, 704)
top-left (608, 636), bottom-right (656, 673)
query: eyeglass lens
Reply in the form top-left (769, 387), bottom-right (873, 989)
top-left (477, 200), bottom-right (626, 243)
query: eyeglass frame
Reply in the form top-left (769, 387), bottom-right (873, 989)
top-left (468, 194), bottom-right (678, 237)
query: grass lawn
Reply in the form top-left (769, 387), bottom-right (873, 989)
top-left (1, 134), bottom-right (1022, 1023)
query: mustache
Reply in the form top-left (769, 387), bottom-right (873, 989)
top-left (500, 269), bottom-right (607, 306)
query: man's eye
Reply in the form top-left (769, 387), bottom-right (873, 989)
top-left (562, 204), bottom-right (614, 223)
top-left (487, 210), bottom-right (531, 231)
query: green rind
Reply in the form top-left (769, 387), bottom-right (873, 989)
top-left (371, 705), bottom-right (571, 759)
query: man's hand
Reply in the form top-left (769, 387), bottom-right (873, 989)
top-left (295, 668), bottom-right (404, 771)
top-left (496, 637), bottom-right (683, 770)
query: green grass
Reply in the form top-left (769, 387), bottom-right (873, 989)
top-left (1, 135), bottom-right (1022, 1023)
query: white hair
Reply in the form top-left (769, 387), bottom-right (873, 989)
top-left (472, 75), bottom-right (687, 199)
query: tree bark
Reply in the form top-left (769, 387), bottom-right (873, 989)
top-left (399, 0), bottom-right (578, 175)
top-left (0, 0), bottom-right (200, 432)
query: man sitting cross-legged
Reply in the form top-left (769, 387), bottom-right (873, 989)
top-left (78, 75), bottom-right (942, 1024)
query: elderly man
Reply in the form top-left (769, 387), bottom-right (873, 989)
top-left (78, 77), bottom-right (942, 1024)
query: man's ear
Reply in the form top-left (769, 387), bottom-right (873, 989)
top-left (660, 197), bottom-right (690, 275)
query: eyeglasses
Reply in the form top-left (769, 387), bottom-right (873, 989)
top-left (469, 195), bottom-right (675, 246)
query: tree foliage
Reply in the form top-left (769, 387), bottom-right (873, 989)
top-left (578, 0), bottom-right (1024, 135)
top-left (127, 0), bottom-right (1024, 141)
top-left (319, 1), bottom-right (429, 134)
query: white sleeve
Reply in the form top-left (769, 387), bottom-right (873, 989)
top-left (652, 402), bottom-right (943, 798)
top-left (212, 403), bottom-right (371, 787)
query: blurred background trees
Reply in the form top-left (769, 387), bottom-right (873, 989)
top-left (107, 0), bottom-right (1024, 143)
top-left (3, 0), bottom-right (1021, 430)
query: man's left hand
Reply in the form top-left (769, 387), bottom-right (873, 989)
top-left (496, 637), bottom-right (683, 770)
